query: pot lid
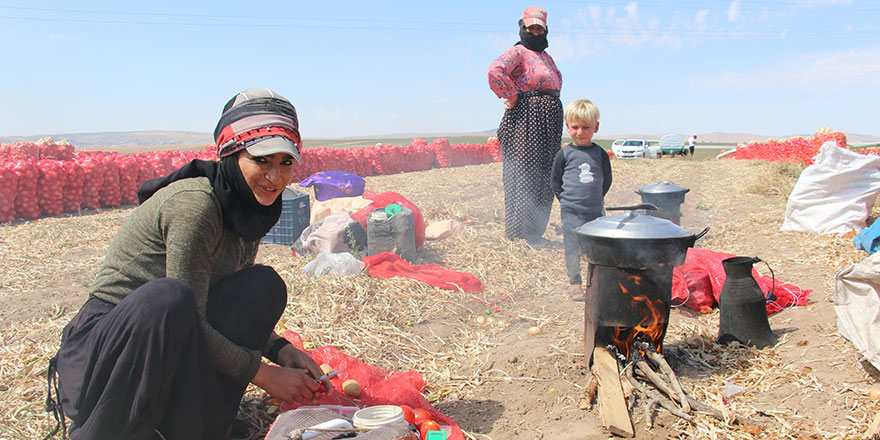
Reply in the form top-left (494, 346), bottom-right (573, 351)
top-left (635, 181), bottom-right (690, 195)
top-left (576, 205), bottom-right (695, 240)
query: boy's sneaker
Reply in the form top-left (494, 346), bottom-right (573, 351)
top-left (569, 285), bottom-right (585, 302)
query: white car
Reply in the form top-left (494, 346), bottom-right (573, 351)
top-left (612, 139), bottom-right (647, 159)
top-left (645, 140), bottom-right (662, 158)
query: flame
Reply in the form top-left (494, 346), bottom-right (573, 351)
top-left (611, 275), bottom-right (667, 359)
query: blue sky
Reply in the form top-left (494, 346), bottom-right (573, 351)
top-left (1, 1), bottom-right (878, 139)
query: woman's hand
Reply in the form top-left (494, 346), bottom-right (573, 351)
top-left (252, 363), bottom-right (327, 403)
top-left (504, 96), bottom-right (518, 110)
top-left (277, 344), bottom-right (332, 392)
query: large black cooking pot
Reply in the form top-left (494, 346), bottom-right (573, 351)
top-left (575, 203), bottom-right (709, 269)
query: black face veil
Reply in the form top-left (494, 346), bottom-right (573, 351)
top-left (517, 19), bottom-right (548, 52)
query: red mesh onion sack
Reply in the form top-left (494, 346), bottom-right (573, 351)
top-left (0, 165), bottom-right (18, 222)
top-left (277, 331), bottom-right (465, 440)
top-left (78, 158), bottom-right (105, 210)
top-left (9, 143), bottom-right (40, 162)
top-left (117, 156), bottom-right (141, 205)
top-left (61, 161), bottom-right (84, 213)
top-left (10, 160), bottom-right (40, 219)
top-left (99, 157), bottom-right (121, 208)
top-left (36, 160), bottom-right (66, 216)
top-left (432, 139), bottom-right (452, 168)
top-left (672, 265), bottom-right (716, 313)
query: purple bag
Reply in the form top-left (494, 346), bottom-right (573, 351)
top-left (298, 171), bottom-right (365, 202)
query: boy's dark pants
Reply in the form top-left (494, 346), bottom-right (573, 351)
top-left (561, 207), bottom-right (603, 285)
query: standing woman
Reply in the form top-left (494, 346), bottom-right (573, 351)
top-left (488, 6), bottom-right (563, 243)
top-left (47, 88), bottom-right (330, 440)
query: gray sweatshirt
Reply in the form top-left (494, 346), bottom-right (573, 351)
top-left (550, 142), bottom-right (612, 214)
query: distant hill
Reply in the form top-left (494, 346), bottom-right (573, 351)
top-left (0, 131), bottom-right (213, 149)
top-left (598, 131), bottom-right (880, 145)
top-left (1, 129), bottom-right (877, 149)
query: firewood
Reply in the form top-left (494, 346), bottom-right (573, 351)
top-left (626, 363), bottom-right (693, 425)
top-left (644, 397), bottom-right (660, 428)
top-left (643, 347), bottom-right (691, 412)
top-left (583, 373), bottom-right (599, 411)
top-left (594, 346), bottom-right (634, 437)
top-left (634, 361), bottom-right (682, 407)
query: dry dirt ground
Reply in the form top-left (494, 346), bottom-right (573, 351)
top-left (1, 156), bottom-right (878, 439)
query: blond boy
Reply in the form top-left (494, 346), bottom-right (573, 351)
top-left (550, 99), bottom-right (613, 301)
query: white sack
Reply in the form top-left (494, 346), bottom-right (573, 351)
top-left (302, 252), bottom-right (364, 277)
top-left (780, 141), bottom-right (880, 235)
top-left (302, 211), bottom-right (356, 254)
top-left (310, 195), bottom-right (372, 224)
top-left (834, 251), bottom-right (880, 371)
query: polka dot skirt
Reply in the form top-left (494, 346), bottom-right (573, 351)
top-left (497, 94), bottom-right (563, 240)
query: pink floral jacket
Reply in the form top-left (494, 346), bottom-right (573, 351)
top-left (488, 45), bottom-right (562, 100)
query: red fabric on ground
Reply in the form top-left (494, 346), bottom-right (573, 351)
top-left (362, 252), bottom-right (483, 292)
top-left (277, 331), bottom-right (464, 440)
top-left (670, 248), bottom-right (811, 315)
top-left (671, 264), bottom-right (715, 313)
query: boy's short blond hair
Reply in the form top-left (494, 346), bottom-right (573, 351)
top-left (564, 99), bottom-right (600, 125)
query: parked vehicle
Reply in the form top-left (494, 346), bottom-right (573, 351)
top-left (612, 139), bottom-right (647, 159)
top-left (645, 140), bottom-right (662, 158)
top-left (660, 134), bottom-right (687, 156)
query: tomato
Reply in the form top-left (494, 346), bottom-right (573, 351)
top-left (399, 405), bottom-right (415, 424)
top-left (412, 408), bottom-right (432, 426)
top-left (419, 420), bottom-right (441, 439)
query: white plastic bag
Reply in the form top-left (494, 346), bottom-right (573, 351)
top-left (781, 142), bottom-right (880, 235)
top-left (302, 252), bottom-right (365, 277)
top-left (834, 251), bottom-right (880, 371)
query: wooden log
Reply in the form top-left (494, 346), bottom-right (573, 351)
top-left (635, 361), bottom-right (682, 406)
top-left (583, 373), bottom-right (599, 410)
top-left (644, 349), bottom-right (690, 412)
top-left (594, 346), bottom-right (634, 438)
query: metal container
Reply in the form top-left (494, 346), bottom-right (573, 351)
top-left (578, 204), bottom-right (709, 362)
top-left (717, 256), bottom-right (778, 348)
top-left (635, 181), bottom-right (690, 225)
top-left (575, 203), bottom-right (708, 269)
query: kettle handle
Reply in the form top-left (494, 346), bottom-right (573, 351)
top-left (754, 257), bottom-right (777, 303)
top-left (606, 203), bottom-right (658, 212)
top-left (694, 227), bottom-right (710, 240)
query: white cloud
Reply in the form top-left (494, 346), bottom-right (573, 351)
top-left (624, 2), bottom-right (639, 20)
top-left (692, 45), bottom-right (880, 91)
top-left (727, 1), bottom-right (741, 22)
top-left (554, 3), bottom-right (696, 59)
top-left (693, 9), bottom-right (709, 34)
top-left (793, 0), bottom-right (853, 7)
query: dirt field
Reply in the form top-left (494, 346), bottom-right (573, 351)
top-left (1, 156), bottom-right (878, 439)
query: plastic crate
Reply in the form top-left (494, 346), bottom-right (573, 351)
top-left (262, 188), bottom-right (310, 245)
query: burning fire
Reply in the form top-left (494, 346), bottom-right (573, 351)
top-left (611, 275), bottom-right (667, 359)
